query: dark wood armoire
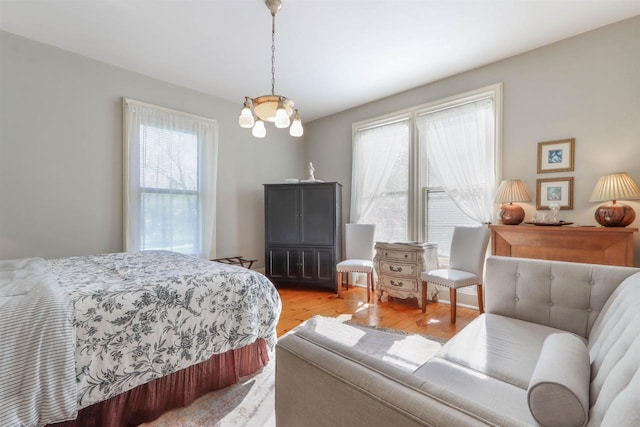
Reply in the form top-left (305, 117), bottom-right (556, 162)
top-left (264, 182), bottom-right (342, 291)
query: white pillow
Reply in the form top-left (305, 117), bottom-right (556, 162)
top-left (527, 333), bottom-right (590, 427)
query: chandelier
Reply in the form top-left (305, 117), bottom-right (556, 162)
top-left (238, 0), bottom-right (303, 138)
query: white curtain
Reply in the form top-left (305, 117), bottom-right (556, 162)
top-left (123, 99), bottom-right (218, 258)
top-left (417, 99), bottom-right (495, 224)
top-left (350, 120), bottom-right (409, 225)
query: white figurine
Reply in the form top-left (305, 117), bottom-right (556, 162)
top-left (302, 162), bottom-right (323, 182)
top-left (308, 162), bottom-right (316, 181)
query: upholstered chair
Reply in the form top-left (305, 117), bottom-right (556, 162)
top-left (336, 224), bottom-right (376, 302)
top-left (420, 225), bottom-right (490, 323)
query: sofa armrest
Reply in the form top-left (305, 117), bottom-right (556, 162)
top-left (483, 256), bottom-right (640, 338)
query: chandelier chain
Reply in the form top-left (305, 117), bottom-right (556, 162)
top-left (271, 14), bottom-right (276, 96)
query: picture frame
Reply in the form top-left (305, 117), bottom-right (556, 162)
top-left (537, 138), bottom-right (575, 173)
top-left (536, 177), bottom-right (574, 210)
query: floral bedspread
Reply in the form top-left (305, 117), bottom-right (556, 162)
top-left (49, 250), bottom-right (281, 409)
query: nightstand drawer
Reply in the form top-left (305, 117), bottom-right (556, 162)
top-left (380, 250), bottom-right (417, 263)
top-left (379, 261), bottom-right (418, 277)
top-left (378, 276), bottom-right (419, 293)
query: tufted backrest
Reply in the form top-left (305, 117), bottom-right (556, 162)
top-left (585, 272), bottom-right (640, 426)
top-left (484, 256), bottom-right (640, 338)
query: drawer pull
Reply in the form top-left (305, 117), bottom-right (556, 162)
top-left (404, 254), bottom-right (408, 258)
top-left (390, 280), bottom-right (404, 287)
top-left (389, 266), bottom-right (403, 273)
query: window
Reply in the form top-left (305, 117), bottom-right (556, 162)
top-left (350, 119), bottom-right (410, 242)
top-left (123, 99), bottom-right (218, 258)
top-left (351, 84), bottom-right (502, 258)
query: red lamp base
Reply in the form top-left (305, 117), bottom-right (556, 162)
top-left (594, 202), bottom-right (636, 227)
top-left (500, 203), bottom-right (525, 225)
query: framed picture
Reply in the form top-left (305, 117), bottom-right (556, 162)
top-left (536, 177), bottom-right (574, 210)
top-left (537, 138), bottom-right (575, 173)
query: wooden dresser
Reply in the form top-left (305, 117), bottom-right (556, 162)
top-left (489, 225), bottom-right (637, 267)
top-left (374, 242), bottom-right (438, 307)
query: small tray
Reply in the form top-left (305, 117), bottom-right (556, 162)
top-left (524, 221), bottom-right (573, 227)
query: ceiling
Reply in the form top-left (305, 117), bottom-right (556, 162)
top-left (1, 1), bottom-right (639, 122)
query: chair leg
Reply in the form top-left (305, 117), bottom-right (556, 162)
top-left (477, 284), bottom-right (484, 314)
top-left (336, 272), bottom-right (342, 297)
top-left (421, 281), bottom-right (427, 313)
top-left (369, 272), bottom-right (375, 303)
top-left (450, 288), bottom-right (457, 324)
top-left (366, 273), bottom-right (371, 303)
top-left (346, 273), bottom-right (350, 290)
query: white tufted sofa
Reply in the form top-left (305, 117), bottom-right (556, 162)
top-left (276, 256), bottom-right (640, 426)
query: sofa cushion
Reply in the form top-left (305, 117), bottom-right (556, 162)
top-left (435, 313), bottom-right (586, 389)
top-left (527, 333), bottom-right (590, 427)
top-left (414, 357), bottom-right (538, 425)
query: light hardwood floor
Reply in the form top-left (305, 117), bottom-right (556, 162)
top-left (276, 284), bottom-right (480, 341)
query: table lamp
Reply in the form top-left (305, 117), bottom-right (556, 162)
top-left (589, 172), bottom-right (640, 227)
top-left (495, 179), bottom-right (531, 225)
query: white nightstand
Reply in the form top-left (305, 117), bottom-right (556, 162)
top-left (374, 241), bottom-right (438, 307)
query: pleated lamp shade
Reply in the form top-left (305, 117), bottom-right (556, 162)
top-left (495, 180), bottom-right (532, 203)
top-left (589, 172), bottom-right (640, 227)
top-left (495, 180), bottom-right (531, 225)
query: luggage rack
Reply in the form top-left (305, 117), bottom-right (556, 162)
top-left (210, 256), bottom-right (257, 269)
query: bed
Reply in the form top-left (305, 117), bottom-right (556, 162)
top-left (0, 250), bottom-right (282, 427)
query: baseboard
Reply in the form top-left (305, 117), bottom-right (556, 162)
top-left (435, 288), bottom-right (479, 310)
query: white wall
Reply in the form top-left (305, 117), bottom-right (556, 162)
top-left (304, 16), bottom-right (640, 267)
top-left (0, 31), bottom-right (305, 263)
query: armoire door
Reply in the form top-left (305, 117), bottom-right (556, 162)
top-left (265, 186), bottom-right (299, 244)
top-left (299, 185), bottom-right (336, 246)
top-left (267, 247), bottom-right (301, 280)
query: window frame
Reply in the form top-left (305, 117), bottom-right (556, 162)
top-left (122, 98), bottom-right (218, 258)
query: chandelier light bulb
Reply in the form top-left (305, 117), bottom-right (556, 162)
top-left (289, 110), bottom-right (303, 137)
top-left (238, 104), bottom-right (254, 128)
top-left (252, 119), bottom-right (266, 138)
top-left (275, 104), bottom-right (291, 128)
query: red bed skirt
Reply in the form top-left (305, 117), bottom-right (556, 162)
top-left (50, 338), bottom-right (269, 427)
